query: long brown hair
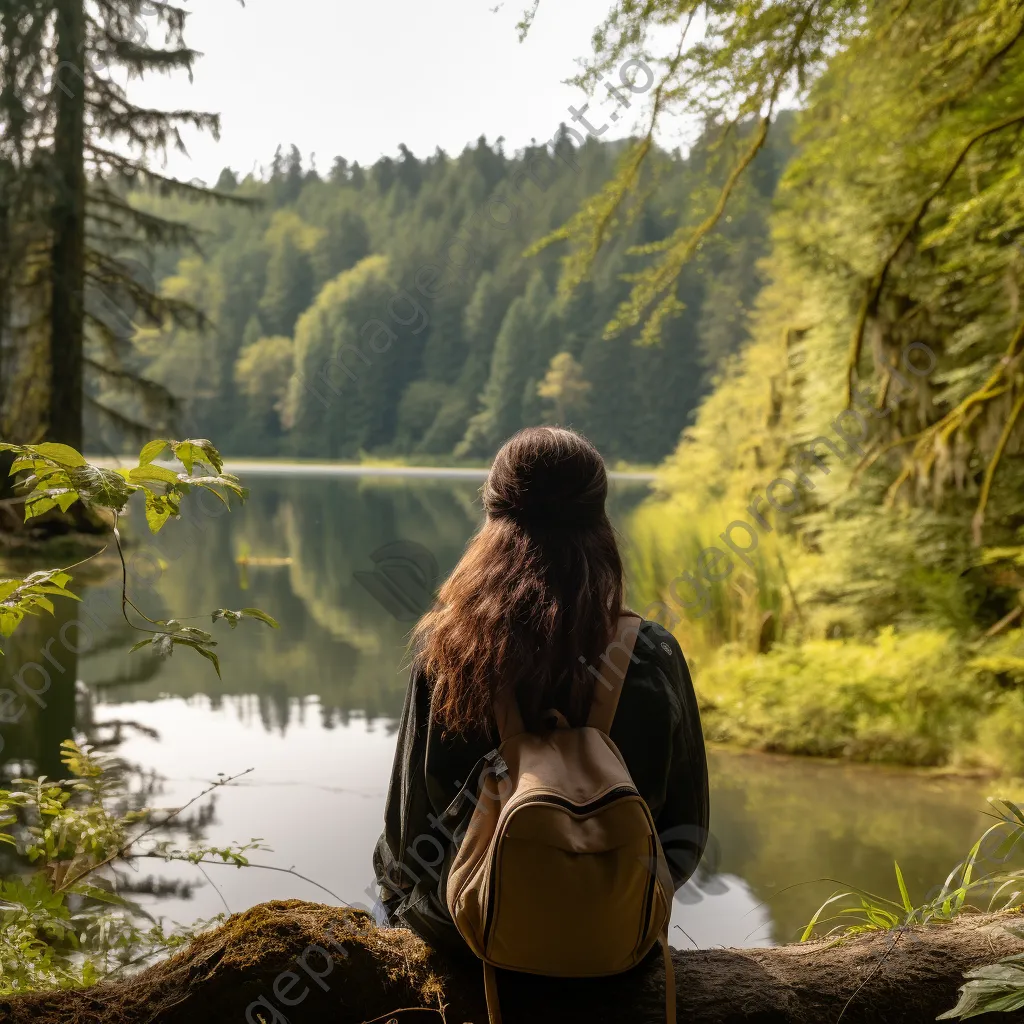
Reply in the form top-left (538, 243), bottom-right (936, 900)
top-left (413, 426), bottom-right (624, 736)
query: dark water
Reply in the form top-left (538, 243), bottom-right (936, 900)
top-left (0, 470), bottom-right (1001, 948)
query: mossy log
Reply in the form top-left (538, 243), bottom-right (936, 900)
top-left (1, 901), bottom-right (1023, 1024)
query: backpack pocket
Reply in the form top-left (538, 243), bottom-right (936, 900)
top-left (482, 793), bottom-right (659, 975)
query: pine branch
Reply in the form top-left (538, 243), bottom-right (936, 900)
top-left (84, 394), bottom-right (170, 440)
top-left (87, 149), bottom-right (256, 207)
top-left (84, 356), bottom-right (178, 411)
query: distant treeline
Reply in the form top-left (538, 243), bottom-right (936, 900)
top-left (111, 124), bottom-right (793, 463)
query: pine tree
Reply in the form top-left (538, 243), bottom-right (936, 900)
top-left (259, 230), bottom-right (314, 337)
top-left (310, 208), bottom-right (370, 289)
top-left (457, 273), bottom-right (555, 456)
top-left (1, 0), bottom-right (252, 451)
top-left (537, 351), bottom-right (590, 426)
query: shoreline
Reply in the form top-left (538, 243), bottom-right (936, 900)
top-left (86, 456), bottom-right (658, 483)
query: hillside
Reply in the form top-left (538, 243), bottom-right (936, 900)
top-left (102, 126), bottom-right (792, 464)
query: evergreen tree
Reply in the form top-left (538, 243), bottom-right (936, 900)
top-left (537, 351), bottom-right (590, 426)
top-left (457, 273), bottom-right (554, 456)
top-left (258, 229), bottom-right (314, 338)
top-left (0, 0), bottom-right (251, 454)
top-left (310, 208), bottom-right (370, 289)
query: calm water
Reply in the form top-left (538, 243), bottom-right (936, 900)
top-left (0, 470), bottom-right (1002, 948)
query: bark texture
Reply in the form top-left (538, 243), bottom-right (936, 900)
top-left (1, 900), bottom-right (1022, 1024)
top-left (48, 0), bottom-right (87, 451)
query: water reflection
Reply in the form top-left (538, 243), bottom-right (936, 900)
top-left (0, 472), bottom-right (1003, 948)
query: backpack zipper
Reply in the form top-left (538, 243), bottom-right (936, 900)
top-left (481, 785), bottom-right (644, 950)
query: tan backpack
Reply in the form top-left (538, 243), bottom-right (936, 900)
top-left (446, 614), bottom-right (676, 1024)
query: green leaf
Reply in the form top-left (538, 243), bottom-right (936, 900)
top-left (212, 607), bottom-right (278, 629)
top-left (67, 465), bottom-right (134, 513)
top-left (177, 626), bottom-right (214, 642)
top-left (895, 861), bottom-right (913, 913)
top-left (999, 801), bottom-right (1024, 827)
top-left (171, 439), bottom-right (224, 476)
top-left (128, 465), bottom-right (179, 486)
top-left (145, 502), bottom-right (173, 534)
top-left (29, 444), bottom-right (86, 468)
top-left (0, 607), bottom-right (26, 636)
top-left (212, 608), bottom-right (241, 628)
top-left (54, 490), bottom-right (80, 513)
top-left (191, 483), bottom-right (231, 509)
top-left (173, 639), bottom-right (221, 679)
top-left (138, 439), bottom-right (171, 466)
top-left (801, 891), bottom-right (854, 941)
top-left (128, 639), bottom-right (154, 654)
top-left (24, 494), bottom-right (57, 521)
top-left (66, 883), bottom-right (129, 907)
top-left (239, 608), bottom-right (279, 628)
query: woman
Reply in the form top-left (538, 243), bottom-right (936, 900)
top-left (372, 426), bottom-right (709, 952)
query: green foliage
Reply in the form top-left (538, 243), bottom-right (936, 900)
top-left (621, 0), bottom-right (1024, 736)
top-left (536, 351), bottom-right (591, 425)
top-left (0, 740), bottom-right (261, 993)
top-left (0, 438), bottom-right (246, 535)
top-left (0, 437), bottom-right (275, 677)
top-left (234, 335), bottom-right (295, 425)
top-left (0, 0), bottom-right (255, 449)
top-left (212, 607), bottom-right (280, 630)
top-left (127, 126), bottom-right (788, 464)
top-left (523, 0), bottom-right (861, 342)
top-left (973, 688), bottom-right (1024, 778)
top-left (696, 629), bottom-right (988, 765)
top-left (941, 926), bottom-right (1024, 1018)
top-left (0, 570), bottom-right (79, 642)
top-left (799, 800), bottom-right (1024, 1019)
top-left (803, 799), bottom-right (1024, 941)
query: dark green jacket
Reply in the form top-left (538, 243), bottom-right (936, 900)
top-left (372, 618), bottom-right (709, 953)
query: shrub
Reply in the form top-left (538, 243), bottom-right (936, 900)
top-left (696, 628), bottom-right (988, 765)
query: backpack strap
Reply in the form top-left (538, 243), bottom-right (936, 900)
top-left (660, 930), bottom-right (676, 1024)
top-left (586, 613), bottom-right (643, 734)
top-left (483, 961), bottom-right (502, 1024)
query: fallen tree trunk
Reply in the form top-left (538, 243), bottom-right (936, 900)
top-left (1, 901), bottom-right (1022, 1024)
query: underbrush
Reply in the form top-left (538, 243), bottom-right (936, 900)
top-left (695, 628), bottom-right (1018, 769)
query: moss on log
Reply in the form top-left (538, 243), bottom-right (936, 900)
top-left (1, 901), bottom-right (1023, 1023)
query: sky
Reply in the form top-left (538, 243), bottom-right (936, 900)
top-left (124, 0), bottom-right (695, 185)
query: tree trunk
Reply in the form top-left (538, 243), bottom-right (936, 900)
top-left (47, 0), bottom-right (86, 451)
top-left (1, 901), bottom-right (1022, 1024)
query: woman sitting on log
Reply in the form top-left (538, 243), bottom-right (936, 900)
top-left (373, 426), bottom-right (709, 1015)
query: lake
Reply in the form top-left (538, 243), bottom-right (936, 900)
top-left (0, 468), bottom-right (1002, 949)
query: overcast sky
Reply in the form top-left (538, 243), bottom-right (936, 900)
top-left (125, 0), bottom-right (694, 185)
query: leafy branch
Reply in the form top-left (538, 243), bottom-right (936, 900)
top-left (0, 437), bottom-right (277, 675)
top-left (846, 108), bottom-right (1024, 407)
top-left (0, 742), bottom-right (273, 992)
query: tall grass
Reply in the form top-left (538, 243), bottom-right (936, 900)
top-left (802, 799), bottom-right (1024, 941)
top-left (800, 800), bottom-right (1024, 1019)
top-left (623, 500), bottom-right (788, 665)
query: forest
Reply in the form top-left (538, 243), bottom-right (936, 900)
top-left (620, 0), bottom-right (1024, 783)
top-left (86, 127), bottom-right (788, 464)
top-left (1, 0), bottom-right (1024, 1020)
